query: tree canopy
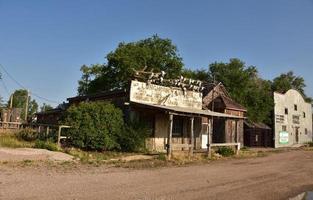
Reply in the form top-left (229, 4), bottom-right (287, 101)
top-left (208, 59), bottom-right (274, 124)
top-left (78, 35), bottom-right (184, 95)
top-left (76, 36), bottom-right (312, 125)
top-left (8, 89), bottom-right (38, 121)
top-left (272, 71), bottom-right (312, 103)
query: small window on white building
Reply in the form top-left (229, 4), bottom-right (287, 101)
top-left (294, 104), bottom-right (298, 111)
top-left (285, 108), bottom-right (288, 115)
top-left (282, 125), bottom-right (287, 132)
top-left (303, 112), bottom-right (306, 118)
top-left (305, 128), bottom-right (308, 135)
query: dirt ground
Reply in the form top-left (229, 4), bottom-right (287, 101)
top-left (0, 148), bottom-right (74, 162)
top-left (1, 150), bottom-right (313, 200)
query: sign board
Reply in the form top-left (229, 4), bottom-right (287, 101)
top-left (279, 131), bottom-right (289, 144)
top-left (130, 80), bottom-right (202, 110)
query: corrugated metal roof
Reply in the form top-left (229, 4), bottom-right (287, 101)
top-left (131, 101), bottom-right (245, 119)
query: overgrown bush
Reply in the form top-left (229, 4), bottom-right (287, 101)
top-left (62, 102), bottom-right (124, 151)
top-left (307, 142), bottom-right (313, 147)
top-left (216, 147), bottom-right (235, 157)
top-left (34, 140), bottom-right (59, 151)
top-left (15, 128), bottom-right (38, 141)
top-left (118, 119), bottom-right (150, 152)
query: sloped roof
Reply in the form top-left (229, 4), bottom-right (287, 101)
top-left (244, 121), bottom-right (271, 130)
top-left (131, 101), bottom-right (245, 119)
top-left (203, 83), bottom-right (247, 112)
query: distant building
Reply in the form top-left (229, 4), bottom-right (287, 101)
top-left (244, 121), bottom-right (273, 147)
top-left (274, 89), bottom-right (312, 148)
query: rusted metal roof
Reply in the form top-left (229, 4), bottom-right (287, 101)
top-left (244, 121), bottom-right (271, 129)
top-left (131, 101), bottom-right (245, 119)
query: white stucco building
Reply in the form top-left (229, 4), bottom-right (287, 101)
top-left (274, 89), bottom-right (312, 148)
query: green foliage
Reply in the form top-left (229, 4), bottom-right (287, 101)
top-left (34, 140), bottom-right (59, 151)
top-left (15, 128), bottom-right (38, 142)
top-left (40, 103), bottom-right (54, 112)
top-left (209, 59), bottom-right (274, 124)
top-left (77, 64), bottom-right (103, 95)
top-left (62, 102), bottom-right (124, 151)
top-left (272, 71), bottom-right (312, 103)
top-left (181, 68), bottom-right (209, 81)
top-left (118, 119), bottom-right (150, 152)
top-left (8, 89), bottom-right (38, 121)
top-left (79, 35), bottom-right (184, 94)
top-left (216, 147), bottom-right (235, 157)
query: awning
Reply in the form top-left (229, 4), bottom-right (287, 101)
top-left (130, 101), bottom-right (245, 119)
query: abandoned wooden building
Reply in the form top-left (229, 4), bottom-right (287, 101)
top-left (37, 73), bottom-right (246, 156)
top-left (202, 83), bottom-right (247, 146)
top-left (244, 121), bottom-right (273, 147)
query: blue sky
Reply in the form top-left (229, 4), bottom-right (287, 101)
top-left (0, 0), bottom-right (312, 107)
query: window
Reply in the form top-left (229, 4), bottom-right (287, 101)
top-left (282, 125), bottom-right (287, 132)
top-left (172, 116), bottom-right (184, 137)
top-left (305, 128), bottom-right (308, 135)
top-left (294, 104), bottom-right (298, 111)
top-left (285, 108), bottom-right (288, 115)
top-left (292, 115), bottom-right (300, 124)
top-left (303, 112), bottom-right (306, 118)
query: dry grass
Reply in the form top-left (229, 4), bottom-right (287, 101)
top-left (0, 134), bottom-right (34, 148)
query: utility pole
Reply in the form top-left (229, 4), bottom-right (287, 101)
top-left (9, 94), bottom-right (13, 109)
top-left (24, 90), bottom-right (29, 122)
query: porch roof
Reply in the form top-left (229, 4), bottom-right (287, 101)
top-left (131, 101), bottom-right (245, 119)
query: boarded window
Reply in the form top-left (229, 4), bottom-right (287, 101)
top-left (292, 115), bottom-right (300, 124)
top-left (172, 116), bottom-right (184, 137)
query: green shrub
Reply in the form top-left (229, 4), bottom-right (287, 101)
top-left (118, 119), bottom-right (150, 152)
top-left (62, 102), bottom-right (124, 151)
top-left (15, 128), bottom-right (38, 141)
top-left (34, 140), bottom-right (59, 151)
top-left (216, 147), bottom-right (235, 157)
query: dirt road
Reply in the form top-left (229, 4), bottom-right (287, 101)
top-left (1, 150), bottom-right (313, 200)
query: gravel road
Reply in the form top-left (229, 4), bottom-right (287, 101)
top-left (0, 150), bottom-right (313, 200)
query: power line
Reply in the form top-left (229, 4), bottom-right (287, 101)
top-left (0, 79), bottom-right (10, 96)
top-left (0, 64), bottom-right (61, 104)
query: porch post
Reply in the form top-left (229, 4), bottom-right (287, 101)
top-left (207, 117), bottom-right (213, 158)
top-left (235, 120), bottom-right (240, 155)
top-left (167, 114), bottom-right (173, 160)
top-left (190, 117), bottom-right (194, 157)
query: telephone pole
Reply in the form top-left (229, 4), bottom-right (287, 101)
top-left (24, 90), bottom-right (29, 122)
top-left (9, 94), bottom-right (13, 109)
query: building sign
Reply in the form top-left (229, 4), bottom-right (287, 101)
top-left (130, 80), bottom-right (202, 110)
top-left (279, 131), bottom-right (289, 144)
top-left (275, 115), bottom-right (285, 124)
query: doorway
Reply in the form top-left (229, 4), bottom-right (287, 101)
top-left (295, 127), bottom-right (299, 143)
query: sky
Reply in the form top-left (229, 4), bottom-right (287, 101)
top-left (0, 0), bottom-right (313, 107)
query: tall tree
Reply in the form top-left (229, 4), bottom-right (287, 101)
top-left (80, 35), bottom-right (184, 94)
top-left (272, 71), bottom-right (311, 102)
top-left (208, 58), bottom-right (274, 124)
top-left (8, 89), bottom-right (38, 121)
top-left (77, 64), bottom-right (102, 95)
top-left (40, 103), bottom-right (53, 112)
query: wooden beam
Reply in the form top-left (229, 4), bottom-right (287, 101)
top-left (207, 117), bottom-right (212, 159)
top-left (190, 117), bottom-right (194, 157)
top-left (167, 114), bottom-right (173, 160)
